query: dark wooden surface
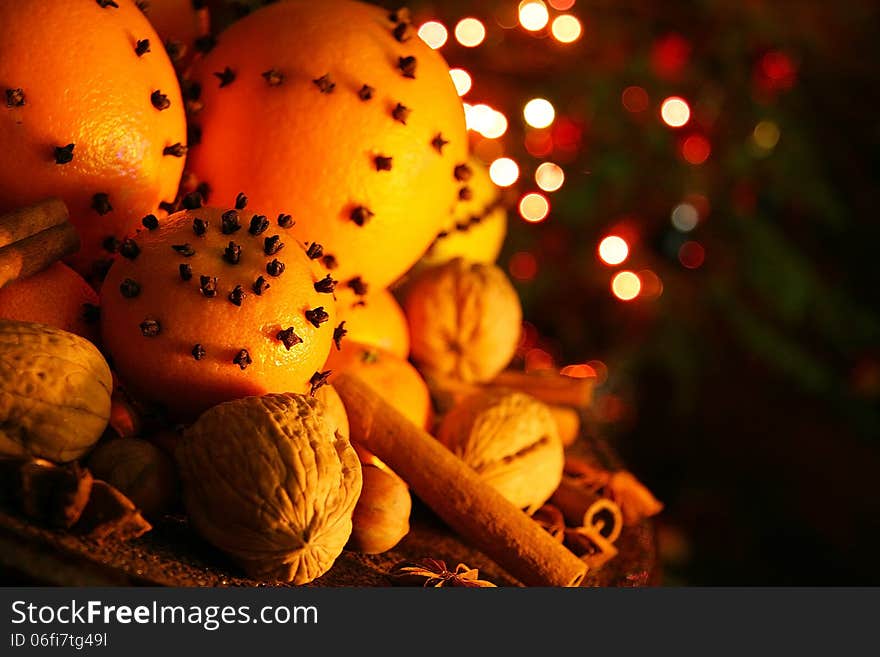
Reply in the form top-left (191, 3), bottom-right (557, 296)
top-left (0, 431), bottom-right (659, 587)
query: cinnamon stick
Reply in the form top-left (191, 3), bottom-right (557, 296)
top-left (0, 221), bottom-right (79, 288)
top-left (334, 372), bottom-right (587, 587)
top-left (0, 198), bottom-right (69, 250)
top-left (488, 370), bottom-right (595, 408)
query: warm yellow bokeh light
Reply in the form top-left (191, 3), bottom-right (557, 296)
top-left (753, 120), bottom-right (780, 150)
top-left (489, 157), bottom-right (520, 187)
top-left (551, 14), bottom-right (582, 43)
top-left (523, 98), bottom-right (555, 128)
top-left (611, 271), bottom-right (641, 301)
top-left (519, 1), bottom-right (550, 31)
top-left (598, 235), bottom-right (629, 265)
top-left (449, 68), bottom-right (472, 97)
top-left (535, 162), bottom-right (565, 192)
top-left (482, 110), bottom-right (509, 139)
top-left (660, 96), bottom-right (691, 128)
top-left (519, 193), bottom-right (550, 223)
top-left (455, 18), bottom-right (486, 47)
top-left (418, 21), bottom-right (448, 49)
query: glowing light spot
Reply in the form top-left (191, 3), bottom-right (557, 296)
top-left (671, 203), bottom-right (699, 232)
top-left (466, 103), bottom-right (493, 133)
top-left (660, 96), bottom-right (690, 128)
top-left (622, 86), bottom-right (649, 113)
top-left (682, 134), bottom-right (711, 165)
top-left (455, 18), bottom-right (486, 47)
top-left (509, 251), bottom-right (538, 281)
top-left (489, 157), bottom-right (519, 187)
top-left (482, 110), bottom-right (508, 139)
top-left (611, 271), bottom-right (641, 301)
top-left (526, 348), bottom-right (554, 371)
top-left (598, 235), bottom-right (629, 265)
top-left (524, 130), bottom-right (554, 157)
top-left (753, 120), bottom-right (780, 150)
top-left (637, 269), bottom-right (664, 299)
top-left (418, 21), bottom-right (448, 49)
top-left (560, 364), bottom-right (597, 379)
top-left (551, 15), bottom-right (582, 43)
top-left (449, 68), bottom-right (472, 96)
top-left (678, 241), bottom-right (705, 269)
top-left (586, 360), bottom-right (608, 385)
top-left (524, 98), bottom-right (555, 129)
top-left (519, 1), bottom-right (550, 32)
top-left (535, 162), bottom-right (564, 192)
top-left (519, 193), bottom-right (550, 223)
top-left (549, 0), bottom-right (576, 10)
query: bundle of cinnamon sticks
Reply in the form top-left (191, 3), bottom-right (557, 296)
top-left (0, 198), bottom-right (78, 288)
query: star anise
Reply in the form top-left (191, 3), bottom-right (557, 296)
top-left (389, 559), bottom-right (496, 588)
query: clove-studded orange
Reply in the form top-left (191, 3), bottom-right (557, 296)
top-left (419, 156), bottom-right (507, 269)
top-left (136, 0), bottom-right (212, 71)
top-left (334, 287), bottom-right (410, 359)
top-left (0, 0), bottom-right (187, 280)
top-left (186, 0), bottom-right (468, 289)
top-left (100, 205), bottom-right (336, 420)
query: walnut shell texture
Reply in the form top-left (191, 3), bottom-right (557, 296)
top-left (404, 258), bottom-right (522, 383)
top-left (437, 390), bottom-right (564, 514)
top-left (0, 320), bottom-right (111, 462)
top-left (176, 393), bottom-right (362, 584)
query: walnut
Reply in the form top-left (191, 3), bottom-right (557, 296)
top-left (403, 258), bottom-right (522, 383)
top-left (436, 390), bottom-right (564, 514)
top-left (176, 393), bottom-right (362, 584)
top-left (87, 438), bottom-right (178, 518)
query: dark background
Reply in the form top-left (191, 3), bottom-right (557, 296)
top-left (388, 0), bottom-right (880, 584)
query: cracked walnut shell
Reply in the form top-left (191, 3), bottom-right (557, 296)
top-left (437, 390), bottom-right (564, 514)
top-left (176, 393), bottom-right (362, 584)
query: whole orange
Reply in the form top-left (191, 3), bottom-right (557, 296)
top-left (100, 205), bottom-right (338, 420)
top-left (326, 340), bottom-right (431, 431)
top-left (0, 263), bottom-right (99, 343)
top-left (335, 287), bottom-right (409, 359)
top-left (137, 0), bottom-right (212, 71)
top-left (0, 0), bottom-right (187, 279)
top-left (187, 0), bottom-right (468, 289)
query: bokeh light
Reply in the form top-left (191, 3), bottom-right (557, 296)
top-left (449, 68), bottom-right (472, 96)
top-left (560, 363), bottom-right (597, 379)
top-left (519, 193), bottom-right (550, 222)
top-left (682, 134), bottom-right (711, 164)
top-left (525, 348), bottom-right (555, 371)
top-left (551, 15), bottom-right (582, 43)
top-left (660, 96), bottom-right (691, 127)
top-left (611, 271), bottom-right (641, 301)
top-left (525, 130), bottom-right (554, 157)
top-left (418, 21), bottom-right (448, 49)
top-left (509, 251), bottom-right (538, 281)
top-left (519, 1), bottom-right (550, 31)
top-left (455, 18), bottom-right (486, 47)
top-left (586, 360), bottom-right (609, 385)
top-left (535, 162), bottom-right (565, 191)
top-left (671, 203), bottom-right (699, 232)
top-left (637, 270), bottom-right (664, 299)
top-left (489, 157), bottom-right (520, 187)
top-left (753, 120), bottom-right (781, 150)
top-left (549, 0), bottom-right (576, 10)
top-left (524, 98), bottom-right (556, 128)
top-left (482, 110), bottom-right (509, 139)
top-left (622, 86), bottom-right (649, 113)
top-left (598, 235), bottom-right (629, 265)
top-left (678, 241), bottom-right (706, 268)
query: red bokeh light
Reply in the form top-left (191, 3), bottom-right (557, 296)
top-left (756, 50), bottom-right (797, 93)
top-left (560, 364), bottom-right (598, 379)
top-left (678, 241), bottom-right (706, 268)
top-left (651, 33), bottom-right (691, 80)
top-left (524, 129), bottom-right (554, 157)
top-left (622, 86), bottom-right (649, 113)
top-left (509, 251), bottom-right (538, 281)
top-left (681, 134), bottom-right (711, 165)
top-left (525, 348), bottom-right (555, 371)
